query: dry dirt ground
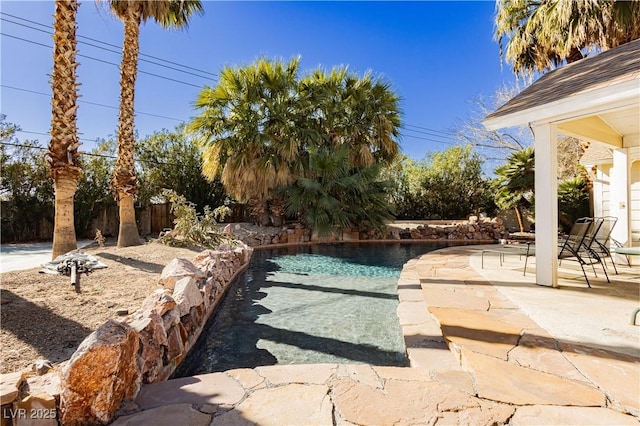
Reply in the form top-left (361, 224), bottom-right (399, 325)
top-left (0, 239), bottom-right (206, 374)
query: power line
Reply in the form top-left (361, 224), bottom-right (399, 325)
top-left (1, 85), bottom-right (186, 122)
top-left (0, 12), bottom-right (217, 79)
top-left (1, 12), bottom-right (459, 143)
top-left (3, 85), bottom-right (458, 145)
top-left (399, 133), bottom-right (457, 146)
top-left (0, 140), bottom-right (178, 166)
top-left (5, 81), bottom-right (459, 146)
top-left (16, 126), bottom-right (456, 148)
top-left (1, 33), bottom-right (202, 89)
top-left (404, 123), bottom-right (457, 137)
top-left (1, 16), bottom-right (215, 81)
top-left (401, 126), bottom-right (457, 141)
top-left (15, 130), bottom-right (103, 144)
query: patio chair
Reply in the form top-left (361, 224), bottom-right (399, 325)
top-left (585, 216), bottom-right (619, 274)
top-left (524, 218), bottom-right (609, 287)
top-left (558, 217), bottom-right (609, 288)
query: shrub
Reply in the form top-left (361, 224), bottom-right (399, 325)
top-left (159, 189), bottom-right (233, 249)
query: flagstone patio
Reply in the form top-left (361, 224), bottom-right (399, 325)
top-left (112, 245), bottom-right (640, 425)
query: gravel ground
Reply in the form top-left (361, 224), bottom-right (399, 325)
top-left (0, 239), bottom-right (204, 374)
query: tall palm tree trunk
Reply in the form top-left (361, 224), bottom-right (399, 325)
top-left (113, 6), bottom-right (141, 247)
top-left (52, 175), bottom-right (79, 256)
top-left (49, 0), bottom-right (81, 259)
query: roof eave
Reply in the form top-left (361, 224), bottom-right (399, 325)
top-left (483, 77), bottom-right (640, 131)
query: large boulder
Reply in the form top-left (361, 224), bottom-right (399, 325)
top-left (172, 277), bottom-right (204, 318)
top-left (140, 289), bottom-right (176, 316)
top-left (127, 311), bottom-right (168, 385)
top-left (59, 320), bottom-right (140, 426)
top-left (159, 258), bottom-right (205, 290)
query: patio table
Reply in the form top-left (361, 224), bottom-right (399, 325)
top-left (611, 247), bottom-right (640, 325)
top-left (481, 243), bottom-right (533, 271)
top-left (613, 246), bottom-right (640, 256)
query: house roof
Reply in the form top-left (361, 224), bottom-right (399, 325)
top-left (485, 39), bottom-right (640, 123)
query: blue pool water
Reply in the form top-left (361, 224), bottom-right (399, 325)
top-left (174, 242), bottom-right (453, 376)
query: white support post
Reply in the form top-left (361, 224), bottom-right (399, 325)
top-left (534, 123), bottom-right (558, 287)
top-left (611, 148), bottom-right (630, 246)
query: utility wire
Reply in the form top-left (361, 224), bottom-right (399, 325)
top-left (1, 17), bottom-right (215, 81)
top-left (15, 130), bottom-right (104, 144)
top-left (399, 133), bottom-right (456, 146)
top-left (0, 12), bottom-right (217, 78)
top-left (2, 12), bottom-right (459, 140)
top-left (4, 82), bottom-right (459, 145)
top-left (5, 84), bottom-right (459, 143)
top-left (0, 140), bottom-right (178, 166)
top-left (6, 128), bottom-right (463, 164)
top-left (404, 123), bottom-right (457, 137)
top-left (1, 85), bottom-right (186, 122)
top-left (401, 126), bottom-right (457, 141)
top-left (1, 33), bottom-right (202, 89)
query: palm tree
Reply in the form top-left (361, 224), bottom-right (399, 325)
top-left (558, 176), bottom-right (590, 233)
top-left (300, 68), bottom-right (401, 168)
top-left (192, 57), bottom-right (307, 225)
top-left (493, 147), bottom-right (535, 233)
top-left (283, 144), bottom-right (394, 236)
top-left (495, 0), bottom-right (640, 77)
top-left (108, 0), bottom-right (203, 247)
top-left (48, 0), bottom-right (82, 259)
top-left (191, 58), bottom-right (402, 226)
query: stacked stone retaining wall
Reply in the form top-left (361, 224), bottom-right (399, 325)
top-left (224, 216), bottom-right (509, 247)
top-left (0, 243), bottom-right (253, 426)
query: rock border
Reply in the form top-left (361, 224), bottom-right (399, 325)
top-left (1, 243), bottom-right (253, 426)
top-left (224, 216), bottom-right (509, 246)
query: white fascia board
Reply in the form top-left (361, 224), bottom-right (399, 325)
top-left (483, 78), bottom-right (640, 130)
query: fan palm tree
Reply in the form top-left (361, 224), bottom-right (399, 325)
top-left (558, 176), bottom-right (590, 232)
top-left (493, 147), bottom-right (535, 233)
top-left (192, 57), bottom-right (307, 225)
top-left (495, 0), bottom-right (640, 77)
top-left (108, 0), bottom-right (203, 246)
top-left (300, 68), bottom-right (401, 168)
top-left (283, 144), bottom-right (394, 236)
top-left (48, 0), bottom-right (82, 259)
top-left (191, 58), bottom-right (402, 226)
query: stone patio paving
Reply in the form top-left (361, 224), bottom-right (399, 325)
top-left (113, 245), bottom-right (640, 425)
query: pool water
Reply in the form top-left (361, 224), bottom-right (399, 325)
top-left (174, 242), bottom-right (452, 377)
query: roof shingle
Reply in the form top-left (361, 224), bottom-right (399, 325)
top-left (486, 39), bottom-right (640, 121)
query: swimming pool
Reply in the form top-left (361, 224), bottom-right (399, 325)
top-left (174, 242), bottom-right (453, 377)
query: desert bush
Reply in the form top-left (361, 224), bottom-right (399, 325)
top-left (159, 189), bottom-right (232, 248)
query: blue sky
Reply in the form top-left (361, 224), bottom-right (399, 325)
top-left (1, 1), bottom-right (517, 160)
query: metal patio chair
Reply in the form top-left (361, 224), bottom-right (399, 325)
top-left (523, 218), bottom-right (594, 280)
top-left (558, 217), bottom-right (610, 288)
top-left (586, 216), bottom-right (620, 274)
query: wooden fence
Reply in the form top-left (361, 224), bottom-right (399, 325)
top-left (89, 203), bottom-right (174, 238)
top-left (1, 202), bottom-right (251, 243)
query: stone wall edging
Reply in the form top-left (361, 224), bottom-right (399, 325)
top-left (0, 242), bottom-right (253, 426)
top-left (57, 242), bottom-right (254, 425)
top-left (226, 216), bottom-right (509, 248)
